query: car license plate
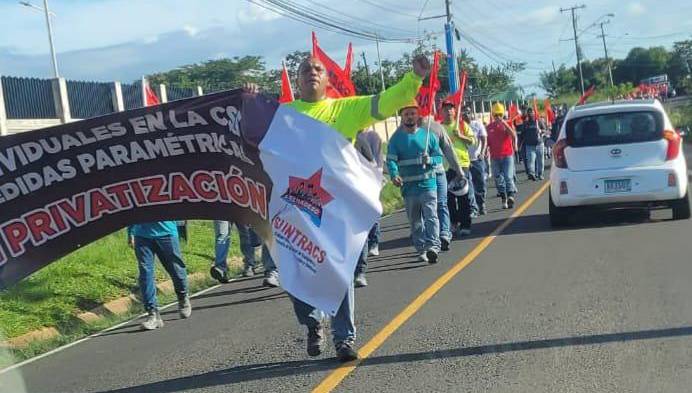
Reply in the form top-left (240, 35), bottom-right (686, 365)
top-left (604, 179), bottom-right (631, 193)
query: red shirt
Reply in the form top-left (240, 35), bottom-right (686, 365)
top-left (486, 120), bottom-right (514, 159)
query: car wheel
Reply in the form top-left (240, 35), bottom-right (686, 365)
top-left (549, 191), bottom-right (570, 227)
top-left (672, 190), bottom-right (691, 220)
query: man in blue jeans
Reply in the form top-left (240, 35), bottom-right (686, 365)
top-left (520, 107), bottom-right (546, 181)
top-left (128, 221), bottom-right (191, 330)
top-left (211, 221), bottom-right (279, 288)
top-left (426, 119), bottom-right (463, 251)
top-left (388, 102), bottom-right (443, 263)
top-left (486, 103), bottom-right (518, 209)
top-left (466, 111), bottom-right (488, 215)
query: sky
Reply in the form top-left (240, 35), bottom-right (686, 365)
top-left (0, 0), bottom-right (690, 95)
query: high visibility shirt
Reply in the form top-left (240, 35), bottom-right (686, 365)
top-left (386, 127), bottom-right (443, 197)
top-left (442, 121), bottom-right (476, 168)
top-left (286, 72), bottom-right (423, 140)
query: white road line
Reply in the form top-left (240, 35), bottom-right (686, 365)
top-left (0, 282), bottom-right (225, 375)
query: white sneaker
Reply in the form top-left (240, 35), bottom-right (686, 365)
top-left (141, 310), bottom-right (164, 330)
top-left (178, 296), bottom-right (192, 319)
top-left (354, 273), bottom-right (368, 288)
top-left (368, 245), bottom-right (380, 257)
top-left (262, 270), bottom-right (280, 288)
top-left (418, 252), bottom-right (429, 262)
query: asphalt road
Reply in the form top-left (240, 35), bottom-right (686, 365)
top-left (4, 157), bottom-right (692, 393)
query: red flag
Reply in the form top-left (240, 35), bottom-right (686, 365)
top-left (415, 51), bottom-right (440, 116)
top-left (458, 71), bottom-right (467, 107)
top-left (311, 32), bottom-right (355, 98)
top-left (344, 42), bottom-right (353, 76)
top-left (578, 85), bottom-right (596, 105)
top-left (544, 99), bottom-right (555, 124)
top-left (508, 103), bottom-right (522, 125)
top-left (279, 61), bottom-right (294, 103)
top-left (144, 83), bottom-right (159, 106)
top-left (533, 97), bottom-right (540, 120)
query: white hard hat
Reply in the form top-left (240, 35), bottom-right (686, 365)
top-left (448, 175), bottom-right (469, 196)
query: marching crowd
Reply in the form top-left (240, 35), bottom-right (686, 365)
top-left (125, 54), bottom-right (567, 363)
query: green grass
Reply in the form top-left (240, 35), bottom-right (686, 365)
top-left (380, 181), bottom-right (404, 215)
top-left (668, 103), bottom-right (692, 129)
top-left (0, 221), bottom-right (243, 340)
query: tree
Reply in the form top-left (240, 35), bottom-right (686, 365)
top-left (540, 64), bottom-right (577, 97)
top-left (614, 46), bottom-right (671, 85)
top-left (668, 39), bottom-right (692, 94)
top-left (148, 56), bottom-right (270, 92)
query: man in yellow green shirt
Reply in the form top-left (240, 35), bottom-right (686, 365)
top-left (282, 54), bottom-right (430, 362)
top-left (441, 99), bottom-right (476, 237)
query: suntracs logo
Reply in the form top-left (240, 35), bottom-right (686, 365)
top-left (281, 169), bottom-right (333, 227)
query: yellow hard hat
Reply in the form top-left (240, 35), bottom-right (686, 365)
top-left (399, 100), bottom-right (420, 114)
top-left (492, 102), bottom-right (505, 116)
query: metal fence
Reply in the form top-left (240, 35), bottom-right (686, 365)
top-left (1, 76), bottom-right (57, 119)
top-left (167, 86), bottom-right (196, 101)
top-left (67, 80), bottom-right (114, 119)
top-left (121, 82), bottom-right (143, 111)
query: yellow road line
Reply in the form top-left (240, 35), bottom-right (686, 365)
top-left (312, 181), bottom-right (550, 393)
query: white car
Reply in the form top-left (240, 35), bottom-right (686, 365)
top-left (549, 99), bottom-right (690, 226)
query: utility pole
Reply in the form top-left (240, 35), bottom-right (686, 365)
top-left (418, 1), bottom-right (457, 92)
top-left (43, 0), bottom-right (59, 78)
top-left (598, 20), bottom-right (614, 89)
top-left (561, 4), bottom-right (586, 95)
top-left (444, 0), bottom-right (458, 93)
top-left (361, 51), bottom-right (373, 93)
top-left (20, 0), bottom-right (59, 77)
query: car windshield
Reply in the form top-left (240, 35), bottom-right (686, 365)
top-left (566, 110), bottom-right (663, 147)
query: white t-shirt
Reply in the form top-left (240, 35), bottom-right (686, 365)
top-left (468, 120), bottom-right (488, 161)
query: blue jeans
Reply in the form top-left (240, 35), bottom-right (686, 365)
top-left (525, 144), bottom-right (545, 178)
top-left (367, 221), bottom-right (380, 250)
top-left (214, 221), bottom-right (276, 273)
top-left (135, 236), bottom-right (188, 312)
top-left (470, 160), bottom-right (487, 210)
top-left (435, 172), bottom-right (451, 242)
top-left (492, 156), bottom-right (517, 197)
top-left (404, 190), bottom-right (440, 253)
top-left (291, 284), bottom-right (356, 345)
top-left (355, 242), bottom-right (368, 275)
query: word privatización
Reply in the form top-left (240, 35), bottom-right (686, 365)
top-left (0, 167), bottom-right (268, 263)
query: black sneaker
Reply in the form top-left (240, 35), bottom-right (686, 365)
top-left (209, 266), bottom-right (230, 284)
top-left (426, 250), bottom-right (438, 264)
top-left (307, 324), bottom-right (324, 357)
top-left (335, 341), bottom-right (359, 362)
top-left (507, 196), bottom-right (516, 209)
top-left (441, 238), bottom-right (450, 251)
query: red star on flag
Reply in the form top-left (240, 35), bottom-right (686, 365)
top-left (286, 169), bottom-right (333, 207)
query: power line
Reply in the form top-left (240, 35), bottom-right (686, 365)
top-left (246, 0), bottom-right (418, 43)
top-left (560, 4), bottom-right (586, 94)
top-left (303, 0), bottom-right (417, 36)
top-left (355, 0), bottom-right (418, 18)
